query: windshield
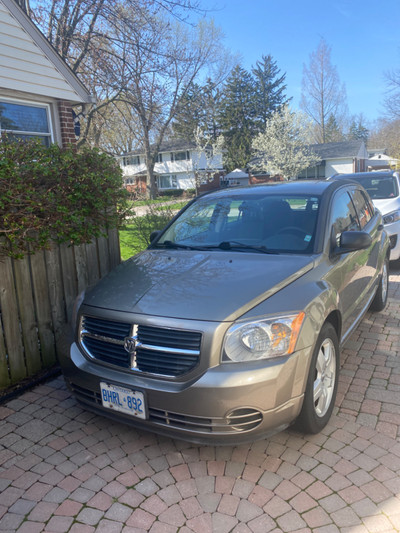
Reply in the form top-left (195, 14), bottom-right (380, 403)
top-left (349, 176), bottom-right (399, 200)
top-left (156, 193), bottom-right (320, 254)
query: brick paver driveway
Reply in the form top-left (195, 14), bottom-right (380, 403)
top-left (1, 266), bottom-right (400, 533)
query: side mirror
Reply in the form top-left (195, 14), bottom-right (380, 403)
top-left (150, 230), bottom-right (161, 243)
top-left (334, 230), bottom-right (372, 255)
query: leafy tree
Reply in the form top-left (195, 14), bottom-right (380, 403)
top-left (348, 114), bottom-right (369, 143)
top-left (252, 54), bottom-right (290, 133)
top-left (172, 79), bottom-right (222, 142)
top-left (218, 65), bottom-right (256, 170)
top-left (301, 38), bottom-right (348, 143)
top-left (251, 105), bottom-right (321, 179)
top-left (324, 114), bottom-right (345, 142)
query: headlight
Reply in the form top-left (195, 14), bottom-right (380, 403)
top-left (383, 210), bottom-right (400, 225)
top-left (223, 312), bottom-right (305, 362)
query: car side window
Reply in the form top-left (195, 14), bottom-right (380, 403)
top-left (330, 190), bottom-right (360, 246)
top-left (351, 189), bottom-right (373, 229)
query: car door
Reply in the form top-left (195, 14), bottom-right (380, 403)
top-left (326, 186), bottom-right (377, 340)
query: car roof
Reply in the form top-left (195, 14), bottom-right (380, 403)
top-left (331, 171), bottom-right (399, 180)
top-left (200, 179), bottom-right (351, 201)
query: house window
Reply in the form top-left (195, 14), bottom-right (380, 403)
top-left (123, 155), bottom-right (140, 166)
top-left (297, 162), bottom-right (326, 180)
top-left (0, 99), bottom-right (52, 146)
top-left (171, 150), bottom-right (189, 161)
top-left (158, 175), bottom-right (177, 189)
top-left (157, 153), bottom-right (163, 163)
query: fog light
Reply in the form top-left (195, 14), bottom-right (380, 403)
top-left (226, 408), bottom-right (263, 432)
top-left (389, 235), bottom-right (397, 249)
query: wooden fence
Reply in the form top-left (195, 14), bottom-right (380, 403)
top-left (0, 229), bottom-right (120, 390)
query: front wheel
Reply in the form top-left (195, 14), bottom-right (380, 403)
top-left (370, 257), bottom-right (389, 312)
top-left (295, 323), bottom-right (339, 434)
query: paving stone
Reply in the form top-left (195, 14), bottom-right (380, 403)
top-left (197, 493), bottom-right (221, 513)
top-left (76, 507), bottom-right (104, 526)
top-left (211, 512), bottom-right (238, 533)
top-left (104, 502), bottom-right (132, 522)
top-left (8, 498), bottom-right (36, 515)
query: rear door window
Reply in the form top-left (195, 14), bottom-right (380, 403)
top-left (351, 189), bottom-right (374, 229)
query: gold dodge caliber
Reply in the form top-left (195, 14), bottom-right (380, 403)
top-left (60, 180), bottom-right (390, 444)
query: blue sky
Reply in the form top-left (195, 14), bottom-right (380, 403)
top-left (201, 0), bottom-right (400, 124)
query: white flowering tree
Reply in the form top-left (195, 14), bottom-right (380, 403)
top-left (251, 105), bottom-right (320, 180)
top-left (192, 126), bottom-right (225, 193)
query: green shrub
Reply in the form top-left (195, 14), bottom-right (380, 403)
top-left (0, 138), bottom-right (128, 257)
top-left (159, 189), bottom-right (184, 197)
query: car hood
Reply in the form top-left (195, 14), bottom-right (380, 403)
top-left (373, 197), bottom-right (399, 215)
top-left (83, 250), bottom-right (315, 322)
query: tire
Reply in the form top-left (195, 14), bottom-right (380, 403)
top-left (370, 257), bottom-right (389, 312)
top-left (295, 322), bottom-right (340, 434)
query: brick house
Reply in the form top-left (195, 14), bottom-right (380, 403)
top-left (0, 0), bottom-right (93, 147)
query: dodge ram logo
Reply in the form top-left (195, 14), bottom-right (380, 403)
top-left (124, 337), bottom-right (137, 354)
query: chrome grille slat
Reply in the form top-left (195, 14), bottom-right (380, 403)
top-left (82, 317), bottom-right (131, 339)
top-left (80, 316), bottom-right (201, 376)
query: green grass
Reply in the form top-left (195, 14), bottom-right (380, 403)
top-left (119, 224), bottom-right (144, 261)
top-left (120, 198), bottom-right (192, 260)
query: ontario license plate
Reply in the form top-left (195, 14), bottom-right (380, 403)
top-left (100, 383), bottom-right (146, 419)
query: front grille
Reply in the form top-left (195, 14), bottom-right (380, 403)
top-left (389, 234), bottom-right (397, 249)
top-left (80, 315), bottom-right (201, 377)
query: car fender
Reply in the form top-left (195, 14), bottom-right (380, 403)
top-left (239, 274), bottom-right (341, 353)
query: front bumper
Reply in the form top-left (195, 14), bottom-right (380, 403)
top-left (60, 340), bottom-right (312, 445)
top-left (384, 219), bottom-right (400, 261)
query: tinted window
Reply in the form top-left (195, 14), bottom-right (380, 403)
top-left (330, 190), bottom-right (359, 246)
top-left (349, 175), bottom-right (398, 199)
top-left (351, 189), bottom-right (373, 229)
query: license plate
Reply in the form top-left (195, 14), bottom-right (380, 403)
top-left (100, 382), bottom-right (146, 419)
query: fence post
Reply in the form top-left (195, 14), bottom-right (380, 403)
top-left (0, 257), bottom-right (26, 384)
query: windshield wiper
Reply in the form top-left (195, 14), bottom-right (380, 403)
top-left (153, 240), bottom-right (278, 254)
top-left (207, 241), bottom-right (279, 254)
top-left (154, 240), bottom-right (204, 250)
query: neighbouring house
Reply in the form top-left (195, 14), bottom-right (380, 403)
top-left (0, 0), bottom-right (93, 147)
top-left (367, 149), bottom-right (399, 171)
top-left (224, 168), bottom-right (249, 187)
top-left (120, 139), bottom-right (224, 194)
top-left (297, 141), bottom-right (369, 179)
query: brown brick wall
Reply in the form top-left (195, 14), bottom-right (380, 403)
top-left (58, 100), bottom-right (77, 147)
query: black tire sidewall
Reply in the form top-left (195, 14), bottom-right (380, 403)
top-left (370, 257), bottom-right (389, 312)
top-left (296, 322), bottom-right (340, 434)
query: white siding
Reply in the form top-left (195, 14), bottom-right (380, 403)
top-left (176, 174), bottom-right (195, 190)
top-left (0, 1), bottom-right (84, 102)
top-left (326, 159), bottom-right (355, 177)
